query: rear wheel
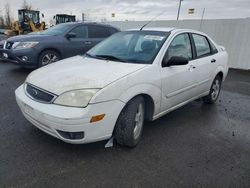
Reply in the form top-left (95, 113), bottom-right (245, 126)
top-left (114, 96), bottom-right (145, 147)
top-left (38, 50), bottom-right (60, 67)
top-left (203, 75), bottom-right (222, 104)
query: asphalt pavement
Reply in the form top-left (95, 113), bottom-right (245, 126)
top-left (0, 62), bottom-right (250, 188)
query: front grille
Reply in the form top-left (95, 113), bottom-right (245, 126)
top-left (4, 41), bottom-right (13, 49)
top-left (26, 83), bottom-right (56, 103)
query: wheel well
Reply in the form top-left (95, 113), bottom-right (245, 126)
top-left (39, 48), bottom-right (62, 59)
top-left (112, 94), bottom-right (155, 137)
top-left (217, 71), bottom-right (224, 80)
top-left (136, 94), bottom-right (155, 121)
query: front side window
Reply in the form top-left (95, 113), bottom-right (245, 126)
top-left (192, 34), bottom-right (211, 57)
top-left (70, 26), bottom-right (87, 38)
top-left (87, 31), bottom-right (170, 64)
top-left (165, 33), bottom-right (192, 62)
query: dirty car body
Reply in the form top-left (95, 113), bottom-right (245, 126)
top-left (15, 28), bottom-right (229, 147)
top-left (0, 22), bottom-right (119, 68)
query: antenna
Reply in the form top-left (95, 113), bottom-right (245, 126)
top-left (140, 11), bottom-right (166, 31)
top-left (199, 8), bottom-right (205, 31)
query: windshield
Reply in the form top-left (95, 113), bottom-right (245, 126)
top-left (87, 31), bottom-right (170, 64)
top-left (36, 24), bottom-right (72, 35)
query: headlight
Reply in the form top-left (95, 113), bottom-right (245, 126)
top-left (53, 89), bottom-right (99, 107)
top-left (12, 41), bottom-right (39, 49)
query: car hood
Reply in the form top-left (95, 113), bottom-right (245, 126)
top-left (7, 34), bottom-right (57, 42)
top-left (26, 56), bottom-right (148, 95)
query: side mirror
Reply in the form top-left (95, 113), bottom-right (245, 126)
top-left (162, 56), bottom-right (189, 67)
top-left (66, 32), bottom-right (76, 39)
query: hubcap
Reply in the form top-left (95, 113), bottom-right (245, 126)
top-left (133, 103), bottom-right (144, 140)
top-left (211, 79), bottom-right (220, 100)
top-left (41, 53), bottom-right (59, 66)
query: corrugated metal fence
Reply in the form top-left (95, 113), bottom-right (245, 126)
top-left (108, 18), bottom-right (250, 70)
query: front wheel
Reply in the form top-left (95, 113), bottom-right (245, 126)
top-left (203, 75), bottom-right (222, 104)
top-left (38, 50), bottom-right (60, 67)
top-left (114, 96), bottom-right (145, 147)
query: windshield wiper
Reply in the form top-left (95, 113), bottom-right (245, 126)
top-left (85, 53), bottom-right (107, 60)
top-left (85, 53), bottom-right (95, 58)
top-left (95, 55), bottom-right (127, 62)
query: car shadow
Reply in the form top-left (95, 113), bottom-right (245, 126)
top-left (8, 66), bottom-right (33, 75)
top-left (6, 66), bottom-right (33, 84)
top-left (26, 99), bottom-right (219, 155)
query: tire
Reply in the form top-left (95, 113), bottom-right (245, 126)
top-left (114, 96), bottom-right (145, 147)
top-left (203, 75), bottom-right (222, 104)
top-left (38, 50), bottom-right (60, 67)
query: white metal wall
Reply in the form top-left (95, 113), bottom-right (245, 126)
top-left (108, 18), bottom-right (250, 70)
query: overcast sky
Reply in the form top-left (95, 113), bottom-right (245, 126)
top-left (1, 0), bottom-right (250, 23)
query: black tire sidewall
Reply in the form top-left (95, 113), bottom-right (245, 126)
top-left (114, 96), bottom-right (145, 147)
top-left (204, 75), bottom-right (222, 104)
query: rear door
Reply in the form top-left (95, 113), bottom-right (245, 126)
top-left (189, 33), bottom-right (218, 94)
top-left (87, 25), bottom-right (113, 50)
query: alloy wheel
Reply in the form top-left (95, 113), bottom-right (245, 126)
top-left (133, 103), bottom-right (144, 140)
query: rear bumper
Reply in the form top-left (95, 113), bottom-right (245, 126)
top-left (15, 85), bottom-right (125, 144)
top-left (0, 48), bottom-right (38, 67)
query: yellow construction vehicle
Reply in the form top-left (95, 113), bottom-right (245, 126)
top-left (5, 9), bottom-right (45, 36)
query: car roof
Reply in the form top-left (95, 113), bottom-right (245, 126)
top-left (129, 27), bottom-right (208, 36)
top-left (62, 22), bottom-right (117, 28)
top-left (128, 27), bottom-right (175, 32)
top-left (142, 27), bottom-right (176, 32)
top-left (57, 22), bottom-right (120, 31)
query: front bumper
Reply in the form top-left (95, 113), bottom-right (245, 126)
top-left (15, 85), bottom-right (125, 144)
top-left (0, 48), bottom-right (38, 67)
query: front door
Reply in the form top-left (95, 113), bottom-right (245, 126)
top-left (64, 25), bottom-right (89, 57)
top-left (160, 33), bottom-right (198, 111)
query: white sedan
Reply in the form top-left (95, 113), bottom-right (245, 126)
top-left (15, 27), bottom-right (228, 147)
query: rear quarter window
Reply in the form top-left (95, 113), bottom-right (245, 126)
top-left (209, 40), bottom-right (218, 54)
top-left (109, 27), bottom-right (119, 34)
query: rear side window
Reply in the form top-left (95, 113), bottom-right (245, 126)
top-left (192, 34), bottom-right (211, 58)
top-left (109, 27), bottom-right (118, 34)
top-left (70, 26), bottom-right (87, 38)
top-left (88, 25), bottom-right (110, 38)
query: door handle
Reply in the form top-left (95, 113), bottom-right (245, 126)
top-left (211, 59), bottom-right (216, 63)
top-left (84, 41), bottom-right (92, 45)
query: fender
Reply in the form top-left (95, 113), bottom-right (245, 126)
top-left (118, 83), bottom-right (162, 116)
top-left (214, 64), bottom-right (228, 82)
top-left (39, 47), bottom-right (62, 58)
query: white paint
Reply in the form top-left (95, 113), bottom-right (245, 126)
top-left (15, 28), bottom-right (229, 144)
top-left (26, 55), bottom-right (148, 95)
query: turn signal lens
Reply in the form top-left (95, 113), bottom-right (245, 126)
top-left (90, 114), bottom-right (105, 123)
